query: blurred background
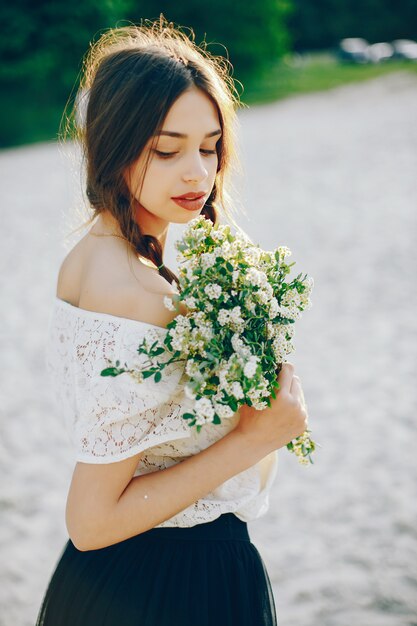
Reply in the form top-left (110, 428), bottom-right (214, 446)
top-left (1, 2), bottom-right (416, 626)
top-left (1, 0), bottom-right (417, 148)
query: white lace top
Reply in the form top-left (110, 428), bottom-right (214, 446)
top-left (46, 297), bottom-right (279, 528)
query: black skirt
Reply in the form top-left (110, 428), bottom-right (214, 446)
top-left (35, 512), bottom-right (277, 625)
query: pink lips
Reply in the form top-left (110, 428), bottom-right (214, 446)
top-left (172, 191), bottom-right (206, 200)
top-left (172, 196), bottom-right (206, 211)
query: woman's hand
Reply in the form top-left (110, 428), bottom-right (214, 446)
top-left (233, 363), bottom-right (308, 456)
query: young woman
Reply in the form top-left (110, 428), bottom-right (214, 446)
top-left (35, 17), bottom-right (308, 626)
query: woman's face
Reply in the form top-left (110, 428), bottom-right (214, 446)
top-left (125, 87), bottom-right (221, 230)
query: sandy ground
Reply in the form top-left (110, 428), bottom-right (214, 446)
top-left (1, 71), bottom-right (416, 626)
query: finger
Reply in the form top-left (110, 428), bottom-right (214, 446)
top-left (290, 374), bottom-right (305, 403)
top-left (290, 374), bottom-right (300, 396)
top-left (277, 362), bottom-right (295, 393)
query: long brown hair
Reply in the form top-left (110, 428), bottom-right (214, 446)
top-left (63, 16), bottom-right (244, 288)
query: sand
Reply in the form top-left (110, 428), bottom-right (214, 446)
top-left (1, 71), bottom-right (416, 626)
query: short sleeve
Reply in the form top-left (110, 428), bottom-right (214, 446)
top-left (72, 321), bottom-right (192, 464)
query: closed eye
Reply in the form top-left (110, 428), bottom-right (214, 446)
top-left (154, 149), bottom-right (217, 159)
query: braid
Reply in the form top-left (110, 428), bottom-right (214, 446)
top-left (117, 202), bottom-right (219, 290)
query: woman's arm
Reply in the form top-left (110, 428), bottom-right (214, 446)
top-left (68, 363), bottom-right (307, 551)
top-left (67, 362), bottom-right (306, 551)
top-left (68, 426), bottom-right (272, 551)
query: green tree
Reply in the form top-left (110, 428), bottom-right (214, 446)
top-left (0, 0), bottom-right (129, 146)
top-left (0, 0), bottom-right (293, 147)
top-left (288, 0), bottom-right (417, 50)
top-left (125, 0), bottom-right (293, 83)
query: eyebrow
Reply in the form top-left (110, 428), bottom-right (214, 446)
top-left (153, 129), bottom-right (222, 138)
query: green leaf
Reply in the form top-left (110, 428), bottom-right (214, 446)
top-left (154, 371), bottom-right (162, 383)
top-left (182, 413), bottom-right (196, 421)
top-left (153, 348), bottom-right (165, 356)
top-left (142, 371), bottom-right (155, 379)
top-left (100, 367), bottom-right (124, 377)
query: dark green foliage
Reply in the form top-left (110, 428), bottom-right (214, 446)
top-left (0, 0), bottom-right (292, 147)
top-left (3, 0), bottom-right (414, 148)
top-left (0, 0), bottom-right (130, 147)
top-left (125, 0), bottom-right (292, 81)
top-left (101, 366), bottom-right (126, 376)
top-left (289, 0), bottom-right (417, 51)
top-left (0, 0), bottom-right (131, 88)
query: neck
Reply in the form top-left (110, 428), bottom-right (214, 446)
top-left (91, 211), bottom-right (165, 271)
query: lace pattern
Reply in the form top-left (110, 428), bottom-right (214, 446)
top-left (46, 298), bottom-right (278, 527)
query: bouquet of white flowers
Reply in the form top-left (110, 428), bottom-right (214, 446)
top-left (101, 215), bottom-right (316, 464)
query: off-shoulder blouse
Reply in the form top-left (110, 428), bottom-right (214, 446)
top-left (46, 297), bottom-right (279, 528)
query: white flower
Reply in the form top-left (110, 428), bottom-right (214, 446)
top-left (218, 364), bottom-right (230, 387)
top-left (194, 397), bottom-right (215, 423)
top-left (244, 267), bottom-right (266, 287)
top-left (204, 283), bottom-right (222, 299)
top-left (175, 315), bottom-right (191, 330)
top-left (201, 252), bottom-right (216, 269)
top-left (279, 304), bottom-right (301, 320)
top-left (245, 246), bottom-right (262, 266)
top-left (184, 296), bottom-right (197, 309)
top-left (278, 245), bottom-right (292, 259)
top-left (211, 229), bottom-right (226, 243)
top-left (214, 404), bottom-right (235, 419)
top-left (231, 333), bottom-right (251, 358)
top-left (266, 322), bottom-right (275, 339)
top-left (251, 399), bottom-right (269, 410)
top-left (185, 359), bottom-right (199, 377)
top-left (285, 325), bottom-right (295, 339)
top-left (245, 297), bottom-right (257, 313)
top-left (230, 306), bottom-right (243, 323)
top-left (244, 356), bottom-right (258, 378)
top-left (129, 371), bottom-right (144, 383)
top-left (163, 296), bottom-right (176, 311)
top-left (234, 230), bottom-right (252, 246)
top-left (218, 309), bottom-right (230, 326)
top-left (256, 289), bottom-right (271, 305)
top-left (282, 288), bottom-right (301, 307)
top-left (220, 240), bottom-right (234, 259)
top-left (231, 381), bottom-right (244, 400)
top-left (272, 334), bottom-right (293, 360)
top-left (269, 297), bottom-right (279, 319)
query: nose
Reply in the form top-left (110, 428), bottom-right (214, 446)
top-left (182, 152), bottom-right (208, 183)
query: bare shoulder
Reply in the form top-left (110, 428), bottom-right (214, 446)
top-left (57, 233), bottom-right (184, 328)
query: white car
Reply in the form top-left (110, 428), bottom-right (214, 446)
top-left (366, 42), bottom-right (394, 63)
top-left (391, 39), bottom-right (417, 61)
top-left (338, 38), bottom-right (370, 64)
